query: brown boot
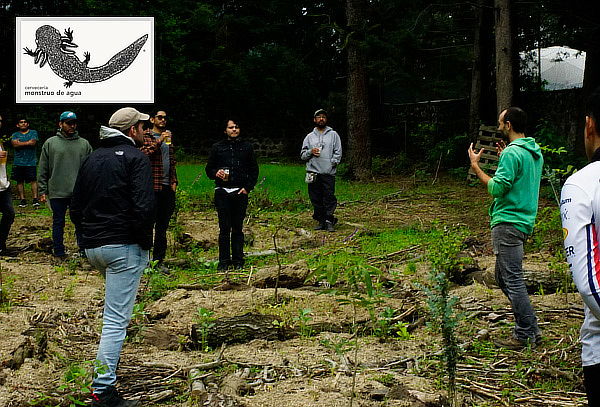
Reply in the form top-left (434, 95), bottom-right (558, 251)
top-left (493, 336), bottom-right (536, 350)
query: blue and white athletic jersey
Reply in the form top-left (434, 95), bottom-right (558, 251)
top-left (561, 161), bottom-right (600, 366)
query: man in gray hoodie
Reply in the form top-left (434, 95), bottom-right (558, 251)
top-left (300, 109), bottom-right (342, 232)
top-left (38, 111), bottom-right (92, 258)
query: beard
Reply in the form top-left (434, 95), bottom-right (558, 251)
top-left (316, 122), bottom-right (326, 129)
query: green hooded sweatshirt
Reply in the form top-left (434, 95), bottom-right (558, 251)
top-left (487, 137), bottom-right (543, 235)
top-left (38, 130), bottom-right (93, 199)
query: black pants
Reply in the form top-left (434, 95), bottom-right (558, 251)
top-left (308, 173), bottom-right (337, 224)
top-left (0, 189), bottom-right (14, 250)
top-left (584, 363), bottom-right (600, 405)
top-left (153, 185), bottom-right (176, 262)
top-left (214, 189), bottom-right (248, 266)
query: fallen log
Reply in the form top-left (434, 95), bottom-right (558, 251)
top-left (191, 313), bottom-right (284, 349)
top-left (249, 260), bottom-right (310, 289)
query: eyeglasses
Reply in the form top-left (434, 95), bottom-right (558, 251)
top-left (227, 125), bottom-right (240, 129)
top-left (155, 115), bottom-right (167, 120)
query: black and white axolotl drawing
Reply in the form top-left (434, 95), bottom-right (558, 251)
top-left (23, 25), bottom-right (148, 88)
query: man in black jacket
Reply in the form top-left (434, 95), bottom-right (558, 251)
top-left (71, 107), bottom-right (154, 407)
top-left (205, 118), bottom-right (259, 270)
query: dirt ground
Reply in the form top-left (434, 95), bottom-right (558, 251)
top-left (0, 178), bottom-right (588, 407)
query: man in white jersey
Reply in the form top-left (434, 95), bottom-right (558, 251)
top-left (561, 87), bottom-right (600, 405)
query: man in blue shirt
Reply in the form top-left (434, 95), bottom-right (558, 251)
top-left (11, 117), bottom-right (39, 208)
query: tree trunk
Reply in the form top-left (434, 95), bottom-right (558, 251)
top-left (469, 0), bottom-right (485, 138)
top-left (346, 0), bottom-right (372, 181)
top-left (494, 0), bottom-right (513, 114)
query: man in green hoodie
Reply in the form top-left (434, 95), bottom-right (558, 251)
top-left (38, 111), bottom-right (92, 259)
top-left (468, 106), bottom-right (543, 349)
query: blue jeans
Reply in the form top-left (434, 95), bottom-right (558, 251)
top-left (492, 223), bottom-right (540, 342)
top-left (50, 198), bottom-right (82, 256)
top-left (86, 244), bottom-right (149, 393)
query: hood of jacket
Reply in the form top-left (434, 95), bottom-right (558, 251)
top-left (312, 126), bottom-right (333, 138)
top-left (56, 129), bottom-right (80, 141)
top-left (509, 137), bottom-right (542, 160)
top-left (99, 125), bottom-right (136, 146)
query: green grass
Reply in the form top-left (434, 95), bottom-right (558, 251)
top-left (176, 162), bottom-right (400, 208)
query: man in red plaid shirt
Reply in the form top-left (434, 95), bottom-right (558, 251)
top-left (140, 109), bottom-right (177, 270)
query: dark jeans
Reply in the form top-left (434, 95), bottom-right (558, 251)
top-left (492, 223), bottom-right (540, 342)
top-left (50, 198), bottom-right (81, 256)
top-left (584, 363), bottom-right (600, 405)
top-left (214, 189), bottom-right (248, 266)
top-left (308, 174), bottom-right (337, 224)
top-left (0, 189), bottom-right (14, 250)
top-left (153, 185), bottom-right (176, 262)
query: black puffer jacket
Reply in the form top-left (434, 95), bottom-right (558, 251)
top-left (71, 128), bottom-right (155, 249)
top-left (205, 137), bottom-right (259, 191)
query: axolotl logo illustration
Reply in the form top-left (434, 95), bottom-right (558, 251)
top-left (23, 25), bottom-right (148, 88)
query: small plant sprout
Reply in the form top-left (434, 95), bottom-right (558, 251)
top-left (195, 307), bottom-right (216, 351)
top-left (294, 308), bottom-right (314, 337)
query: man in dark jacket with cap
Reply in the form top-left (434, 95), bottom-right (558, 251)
top-left (205, 118), bottom-right (258, 270)
top-left (71, 107), bottom-right (154, 407)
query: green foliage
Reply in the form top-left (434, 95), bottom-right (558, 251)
top-left (0, 263), bottom-right (14, 312)
top-left (371, 153), bottom-right (412, 176)
top-left (419, 225), bottom-right (467, 405)
top-left (294, 308), bottom-right (314, 338)
top-left (63, 277), bottom-right (78, 301)
top-left (534, 119), bottom-right (583, 202)
top-left (194, 307), bottom-right (216, 352)
top-left (320, 337), bottom-right (353, 356)
top-left (373, 373), bottom-right (396, 387)
top-left (140, 260), bottom-right (172, 301)
top-left (528, 206), bottom-right (563, 253)
top-left (373, 307), bottom-right (411, 340)
top-left (428, 132), bottom-right (470, 170)
top-left (31, 360), bottom-right (107, 407)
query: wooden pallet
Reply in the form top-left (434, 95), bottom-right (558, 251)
top-left (467, 125), bottom-right (503, 182)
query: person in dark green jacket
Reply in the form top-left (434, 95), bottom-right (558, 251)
top-left (468, 107), bottom-right (543, 350)
top-left (38, 111), bottom-right (92, 258)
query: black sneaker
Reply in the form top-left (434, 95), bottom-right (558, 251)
top-left (18, 199), bottom-right (27, 208)
top-left (53, 253), bottom-right (68, 261)
top-left (32, 198), bottom-right (40, 208)
top-left (314, 223), bottom-right (326, 231)
top-left (91, 387), bottom-right (139, 407)
top-left (325, 220), bottom-right (335, 232)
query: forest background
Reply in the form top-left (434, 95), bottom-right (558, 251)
top-left (0, 0), bottom-right (599, 176)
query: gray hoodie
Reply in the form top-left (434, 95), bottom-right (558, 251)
top-left (300, 126), bottom-right (342, 175)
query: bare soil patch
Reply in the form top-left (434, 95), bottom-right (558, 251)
top-left (0, 178), bottom-right (585, 407)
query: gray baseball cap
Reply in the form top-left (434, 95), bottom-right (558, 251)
top-left (109, 107), bottom-right (150, 131)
